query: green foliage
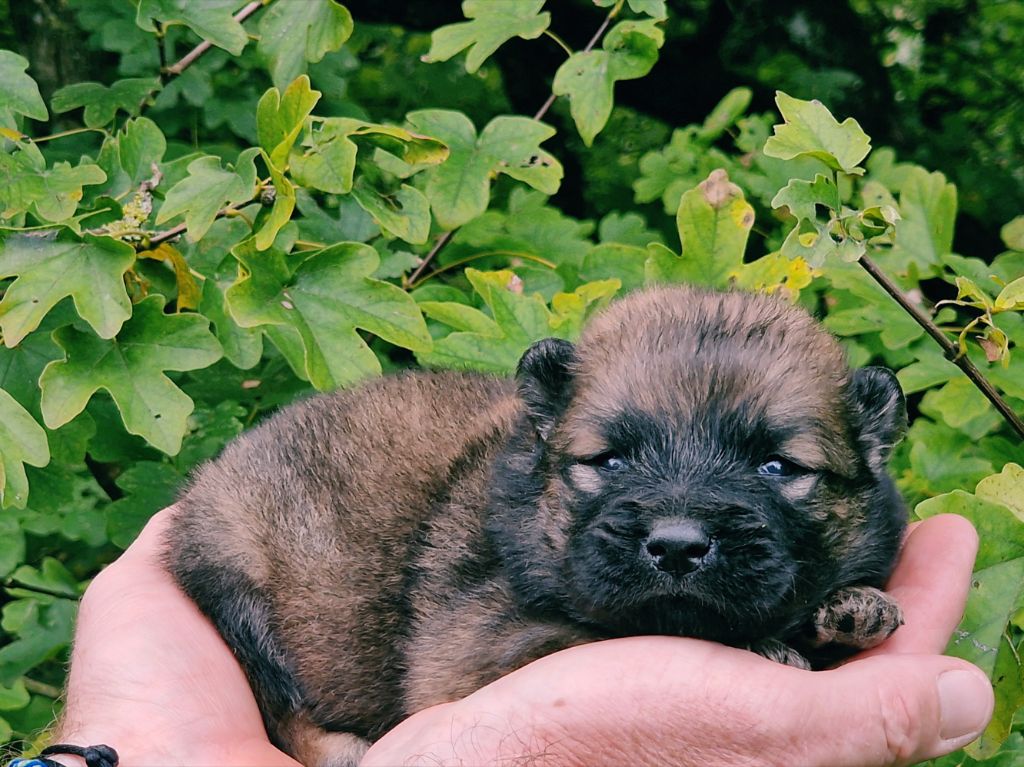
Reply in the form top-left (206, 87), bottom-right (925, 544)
top-left (0, 2), bottom-right (1022, 763)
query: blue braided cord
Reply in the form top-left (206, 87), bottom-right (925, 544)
top-left (9, 759), bottom-right (54, 767)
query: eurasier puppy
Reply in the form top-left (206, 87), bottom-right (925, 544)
top-left (166, 285), bottom-right (907, 766)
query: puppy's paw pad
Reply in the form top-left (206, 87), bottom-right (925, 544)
top-left (749, 639), bottom-right (811, 670)
top-left (814, 586), bottom-right (904, 649)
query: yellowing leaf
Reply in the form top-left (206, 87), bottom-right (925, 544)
top-left (137, 243), bottom-right (201, 311)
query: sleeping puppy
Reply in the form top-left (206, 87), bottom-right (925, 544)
top-left (165, 285), bottom-right (907, 767)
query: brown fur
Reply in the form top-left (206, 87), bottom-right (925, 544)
top-left (166, 285), bottom-right (906, 767)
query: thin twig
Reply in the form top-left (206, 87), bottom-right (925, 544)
top-left (858, 253), bottom-right (1024, 440)
top-left (542, 29), bottom-right (573, 57)
top-left (164, 1), bottom-right (266, 77)
top-left (407, 1), bottom-right (624, 286)
top-left (24, 677), bottom-right (62, 699)
top-left (408, 250), bottom-right (558, 291)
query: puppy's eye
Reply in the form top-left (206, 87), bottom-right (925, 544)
top-left (757, 457), bottom-right (803, 477)
top-left (581, 452), bottom-right (627, 472)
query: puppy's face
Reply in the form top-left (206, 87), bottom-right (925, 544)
top-left (510, 287), bottom-right (907, 645)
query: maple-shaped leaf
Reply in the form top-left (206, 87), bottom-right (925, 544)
top-left (645, 169), bottom-right (754, 287)
top-left (0, 50), bottom-right (47, 124)
top-left (417, 269), bottom-right (618, 374)
top-left (0, 234), bottom-right (134, 348)
top-left (407, 110), bottom-right (562, 229)
top-left (256, 75), bottom-right (321, 170)
top-left (764, 92), bottom-right (871, 175)
top-left (225, 240), bottom-right (432, 390)
top-left (424, 0), bottom-right (550, 74)
top-left (770, 173), bottom-right (837, 223)
top-left (257, 0), bottom-right (354, 90)
top-left (552, 20), bottom-right (663, 146)
top-left (51, 78), bottom-right (161, 128)
top-left (0, 388), bottom-right (49, 510)
top-left (39, 295), bottom-right (223, 455)
top-left (136, 0), bottom-right (248, 55)
top-left (0, 144), bottom-right (107, 222)
top-left (350, 177), bottom-right (431, 245)
top-left (156, 148), bottom-right (259, 241)
top-left (290, 117), bottom-right (448, 195)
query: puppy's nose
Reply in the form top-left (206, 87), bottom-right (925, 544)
top-left (644, 520), bottom-right (712, 575)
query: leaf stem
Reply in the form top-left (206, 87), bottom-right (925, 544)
top-left (29, 126), bottom-right (108, 143)
top-left (164, 1), bottom-right (267, 78)
top-left (407, 250), bottom-right (558, 290)
top-left (542, 29), bottom-right (574, 57)
top-left (24, 677), bottom-right (62, 699)
top-left (409, 2), bottom-right (622, 286)
top-left (857, 253), bottom-right (1024, 440)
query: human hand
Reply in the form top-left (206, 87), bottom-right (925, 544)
top-left (57, 511), bottom-right (991, 767)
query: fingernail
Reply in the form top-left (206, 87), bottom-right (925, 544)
top-left (938, 669), bottom-right (992, 741)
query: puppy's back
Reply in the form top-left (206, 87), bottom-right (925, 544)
top-left (165, 371), bottom-right (517, 740)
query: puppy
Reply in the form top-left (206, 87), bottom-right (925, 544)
top-left (166, 285), bottom-right (907, 767)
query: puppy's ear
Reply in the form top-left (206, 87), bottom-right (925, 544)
top-left (516, 338), bottom-right (577, 441)
top-left (846, 366), bottom-right (907, 470)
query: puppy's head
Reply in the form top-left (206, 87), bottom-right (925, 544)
top-left (502, 286), bottom-right (906, 644)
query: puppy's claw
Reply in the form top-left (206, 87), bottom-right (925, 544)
top-left (814, 586), bottom-right (904, 649)
top-left (749, 639), bottom-right (812, 670)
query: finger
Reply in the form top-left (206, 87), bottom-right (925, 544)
top-left (869, 514), bottom-right (978, 656)
top-left (364, 638), bottom-right (994, 767)
top-left (798, 653), bottom-right (994, 766)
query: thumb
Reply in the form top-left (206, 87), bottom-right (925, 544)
top-left (797, 654), bottom-right (994, 767)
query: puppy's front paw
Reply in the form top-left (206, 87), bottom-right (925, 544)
top-left (813, 586), bottom-right (904, 649)
top-left (749, 638), bottom-right (811, 670)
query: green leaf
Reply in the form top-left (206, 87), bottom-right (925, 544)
top-left (1001, 215), bottom-right (1024, 251)
top-left (552, 20), bottom-right (663, 146)
top-left (350, 178), bottom-right (431, 245)
top-left (226, 240), bottom-right (432, 390)
top-left (117, 116), bottom-right (168, 188)
top-left (581, 243), bottom-right (648, 293)
top-left (0, 515), bottom-right (26, 577)
top-left (0, 388), bottom-right (49, 509)
top-left (136, 0), bottom-right (248, 55)
top-left (418, 269), bottom-right (550, 374)
top-left (0, 234), bottom-right (134, 347)
top-left (255, 152), bottom-right (297, 251)
top-left (763, 91), bottom-right (871, 174)
top-left (995, 276), bottom-right (1024, 311)
top-left (10, 557), bottom-right (80, 597)
top-left (156, 148), bottom-right (259, 241)
top-left (595, 0), bottom-right (668, 20)
top-left (106, 461), bottom-right (182, 548)
top-left (0, 679), bottom-right (29, 711)
top-left (889, 167), bottom-right (957, 272)
top-left (770, 173), bottom-right (837, 222)
top-left (0, 50), bottom-right (47, 123)
top-left (408, 110), bottom-right (563, 229)
top-left (50, 78), bottom-right (161, 128)
top-left (256, 75), bottom-right (321, 170)
top-left (645, 169), bottom-right (754, 287)
top-left (0, 599), bottom-right (76, 686)
top-left (424, 0), bottom-right (550, 74)
top-left (916, 464), bottom-right (1024, 758)
top-left (0, 145), bottom-right (108, 222)
top-left (418, 270), bottom-right (616, 374)
top-left (39, 295), bottom-right (223, 455)
top-left (697, 86), bottom-right (752, 141)
top-left (257, 0), bottom-right (353, 89)
top-left (289, 118), bottom-right (449, 195)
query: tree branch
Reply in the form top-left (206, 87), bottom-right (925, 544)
top-left (164, 1), bottom-right (266, 78)
top-left (407, 1), bottom-right (624, 287)
top-left (858, 253), bottom-right (1024, 440)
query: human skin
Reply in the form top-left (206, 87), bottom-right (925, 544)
top-left (55, 508), bottom-right (992, 767)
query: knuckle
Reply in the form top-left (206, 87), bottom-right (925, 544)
top-left (875, 682), bottom-right (922, 765)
